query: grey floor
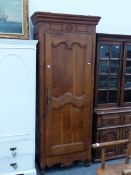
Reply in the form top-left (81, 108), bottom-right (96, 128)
top-left (37, 158), bottom-right (125, 175)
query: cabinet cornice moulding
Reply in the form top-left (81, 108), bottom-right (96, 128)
top-left (31, 12), bottom-right (101, 25)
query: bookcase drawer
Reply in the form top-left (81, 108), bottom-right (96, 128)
top-left (124, 114), bottom-right (131, 124)
top-left (97, 115), bottom-right (121, 128)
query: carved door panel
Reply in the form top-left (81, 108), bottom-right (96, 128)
top-left (45, 33), bottom-right (93, 156)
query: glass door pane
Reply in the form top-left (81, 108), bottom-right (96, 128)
top-left (109, 76), bottom-right (119, 89)
top-left (98, 90), bottom-right (108, 104)
top-left (110, 60), bottom-right (120, 74)
top-left (108, 75), bottom-right (119, 103)
top-left (127, 46), bottom-right (131, 58)
top-left (98, 75), bottom-right (108, 89)
top-left (99, 60), bottom-right (109, 74)
top-left (108, 90), bottom-right (118, 103)
top-left (124, 90), bottom-right (131, 102)
top-left (97, 44), bottom-right (121, 106)
top-left (125, 61), bottom-right (131, 73)
top-left (100, 45), bottom-right (110, 58)
top-left (123, 45), bottom-right (131, 104)
top-left (124, 75), bottom-right (131, 89)
top-left (111, 45), bottom-right (121, 58)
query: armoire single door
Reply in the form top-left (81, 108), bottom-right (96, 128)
top-left (45, 32), bottom-right (93, 157)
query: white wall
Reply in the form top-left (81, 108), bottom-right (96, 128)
top-left (29, 0), bottom-right (131, 36)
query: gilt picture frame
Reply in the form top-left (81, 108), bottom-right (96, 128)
top-left (0, 0), bottom-right (29, 39)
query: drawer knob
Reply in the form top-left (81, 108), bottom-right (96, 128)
top-left (10, 162), bottom-right (18, 169)
top-left (10, 147), bottom-right (17, 151)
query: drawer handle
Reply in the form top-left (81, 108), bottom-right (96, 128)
top-left (10, 162), bottom-right (18, 169)
top-left (10, 147), bottom-right (17, 151)
top-left (108, 120), bottom-right (113, 125)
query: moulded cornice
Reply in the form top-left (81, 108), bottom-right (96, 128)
top-left (31, 12), bottom-right (101, 25)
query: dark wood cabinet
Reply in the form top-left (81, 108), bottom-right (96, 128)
top-left (31, 12), bottom-right (100, 170)
top-left (93, 34), bottom-right (131, 161)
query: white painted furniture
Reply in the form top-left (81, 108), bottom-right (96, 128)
top-left (0, 39), bottom-right (37, 175)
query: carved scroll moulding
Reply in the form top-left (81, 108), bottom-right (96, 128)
top-left (49, 23), bottom-right (92, 33)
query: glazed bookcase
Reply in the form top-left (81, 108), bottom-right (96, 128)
top-left (93, 33), bottom-right (131, 161)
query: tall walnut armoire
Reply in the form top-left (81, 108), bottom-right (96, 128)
top-left (31, 12), bottom-right (100, 170)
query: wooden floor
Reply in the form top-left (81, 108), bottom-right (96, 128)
top-left (97, 163), bottom-right (131, 175)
